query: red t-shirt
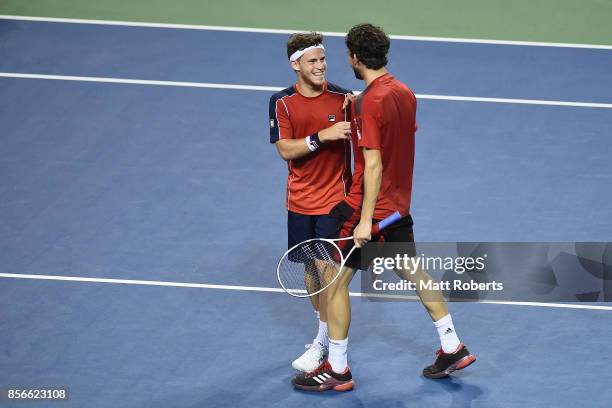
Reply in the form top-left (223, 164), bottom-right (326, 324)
top-left (345, 73), bottom-right (417, 219)
top-left (269, 82), bottom-right (352, 215)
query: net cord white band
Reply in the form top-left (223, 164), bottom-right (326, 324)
top-left (289, 44), bottom-right (325, 62)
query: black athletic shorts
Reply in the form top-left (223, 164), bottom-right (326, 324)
top-left (331, 201), bottom-right (416, 271)
top-left (287, 210), bottom-right (342, 250)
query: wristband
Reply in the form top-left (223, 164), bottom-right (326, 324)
top-left (306, 133), bottom-right (322, 152)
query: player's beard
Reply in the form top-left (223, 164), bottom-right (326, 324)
top-left (352, 66), bottom-right (363, 80)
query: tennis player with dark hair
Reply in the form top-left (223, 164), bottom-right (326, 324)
top-left (292, 24), bottom-right (476, 392)
top-left (269, 32), bottom-right (353, 373)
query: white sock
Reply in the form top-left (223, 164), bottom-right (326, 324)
top-left (328, 337), bottom-right (348, 373)
top-left (434, 314), bottom-right (461, 353)
top-left (314, 320), bottom-right (328, 348)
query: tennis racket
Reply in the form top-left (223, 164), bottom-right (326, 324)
top-left (277, 211), bottom-right (403, 297)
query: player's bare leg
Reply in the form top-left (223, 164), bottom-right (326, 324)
top-left (292, 266), bottom-right (356, 391)
top-left (324, 266), bottom-right (356, 377)
top-left (326, 266), bottom-right (356, 341)
top-left (304, 262), bottom-right (322, 312)
top-left (292, 261), bottom-right (330, 372)
top-left (394, 263), bottom-right (448, 321)
top-left (311, 258), bottom-right (333, 323)
top-left (316, 289), bottom-right (327, 321)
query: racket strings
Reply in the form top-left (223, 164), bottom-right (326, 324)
top-left (278, 240), bottom-right (342, 296)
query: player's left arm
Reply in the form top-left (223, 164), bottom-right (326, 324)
top-left (354, 147), bottom-right (382, 247)
top-left (353, 97), bottom-right (383, 248)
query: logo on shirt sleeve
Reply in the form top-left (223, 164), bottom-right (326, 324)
top-left (270, 119), bottom-right (275, 128)
top-left (328, 114), bottom-right (336, 122)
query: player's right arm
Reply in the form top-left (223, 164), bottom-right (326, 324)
top-left (275, 123), bottom-right (351, 161)
top-left (269, 94), bottom-right (350, 161)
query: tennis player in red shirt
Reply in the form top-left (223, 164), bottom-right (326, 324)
top-left (269, 32), bottom-right (353, 373)
top-left (293, 24), bottom-right (476, 392)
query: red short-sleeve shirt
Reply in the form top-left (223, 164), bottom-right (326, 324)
top-left (269, 82), bottom-right (352, 215)
top-left (345, 74), bottom-right (418, 219)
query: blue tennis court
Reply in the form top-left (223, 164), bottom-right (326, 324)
top-left (1, 15), bottom-right (611, 408)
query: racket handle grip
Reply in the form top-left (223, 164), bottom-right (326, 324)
top-left (371, 211), bottom-right (402, 235)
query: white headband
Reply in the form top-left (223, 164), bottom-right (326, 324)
top-left (289, 44), bottom-right (325, 62)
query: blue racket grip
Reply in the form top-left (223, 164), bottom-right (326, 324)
top-left (372, 211), bottom-right (402, 234)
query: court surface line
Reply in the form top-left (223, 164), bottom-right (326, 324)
top-left (1, 272), bottom-right (611, 311)
top-left (1, 15), bottom-right (612, 50)
top-left (2, 72), bottom-right (612, 109)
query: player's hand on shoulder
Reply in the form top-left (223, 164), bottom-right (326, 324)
top-left (319, 121), bottom-right (351, 142)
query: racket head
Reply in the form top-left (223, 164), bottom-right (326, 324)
top-left (276, 238), bottom-right (345, 298)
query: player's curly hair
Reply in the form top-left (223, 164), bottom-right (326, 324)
top-left (345, 23), bottom-right (390, 70)
top-left (286, 32), bottom-right (324, 59)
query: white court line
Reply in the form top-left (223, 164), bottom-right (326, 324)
top-left (1, 272), bottom-right (611, 311)
top-left (2, 15), bottom-right (612, 50)
top-left (0, 272), bottom-right (285, 293)
top-left (2, 72), bottom-right (612, 109)
top-left (0, 72), bottom-right (280, 92)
